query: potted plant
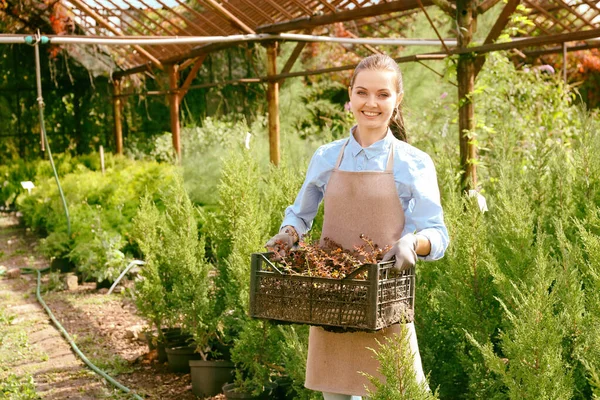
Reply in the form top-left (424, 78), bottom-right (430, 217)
top-left (131, 191), bottom-right (176, 362)
top-left (184, 282), bottom-right (235, 397)
top-left (132, 178), bottom-right (199, 365)
top-left (220, 319), bottom-right (283, 399)
top-left (151, 177), bottom-right (208, 373)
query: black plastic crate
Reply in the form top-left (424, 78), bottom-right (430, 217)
top-left (249, 252), bottom-right (415, 331)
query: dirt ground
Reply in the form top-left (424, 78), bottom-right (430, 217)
top-left (0, 213), bottom-right (226, 400)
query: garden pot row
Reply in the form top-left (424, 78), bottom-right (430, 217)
top-left (189, 358), bottom-right (295, 399)
top-left (149, 329), bottom-right (296, 399)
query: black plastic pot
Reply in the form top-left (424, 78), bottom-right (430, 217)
top-left (51, 257), bottom-right (75, 273)
top-left (189, 360), bottom-right (234, 398)
top-left (95, 279), bottom-right (114, 290)
top-left (157, 328), bottom-right (193, 363)
top-left (273, 376), bottom-right (296, 400)
top-left (165, 345), bottom-right (201, 373)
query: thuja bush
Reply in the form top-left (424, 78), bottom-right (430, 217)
top-left (363, 328), bottom-right (438, 400)
top-left (573, 211), bottom-right (600, 398)
top-left (201, 146), bottom-right (268, 322)
top-left (416, 53), bottom-right (600, 399)
top-left (131, 175), bottom-right (213, 347)
top-left (200, 143), bottom-right (313, 394)
top-left (130, 192), bottom-right (169, 333)
top-left (469, 234), bottom-right (574, 400)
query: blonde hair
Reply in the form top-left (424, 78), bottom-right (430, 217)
top-left (350, 54), bottom-right (407, 142)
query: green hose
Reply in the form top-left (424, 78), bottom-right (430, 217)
top-left (14, 267), bottom-right (144, 399)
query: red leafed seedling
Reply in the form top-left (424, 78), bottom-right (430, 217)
top-left (270, 234), bottom-right (390, 279)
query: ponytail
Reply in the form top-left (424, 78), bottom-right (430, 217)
top-left (389, 103), bottom-right (407, 142)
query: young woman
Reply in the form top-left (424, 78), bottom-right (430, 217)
top-left (266, 54), bottom-right (449, 399)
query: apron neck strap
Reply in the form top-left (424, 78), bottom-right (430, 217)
top-left (386, 144), bottom-right (394, 172)
top-left (334, 140), bottom-right (350, 169)
top-left (334, 140), bottom-right (396, 171)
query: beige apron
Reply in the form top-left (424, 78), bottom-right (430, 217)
top-left (305, 140), bottom-right (412, 396)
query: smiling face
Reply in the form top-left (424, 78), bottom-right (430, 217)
top-left (349, 69), bottom-right (401, 141)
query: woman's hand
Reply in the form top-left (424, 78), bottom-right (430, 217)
top-left (382, 233), bottom-right (418, 273)
top-left (265, 226), bottom-right (299, 258)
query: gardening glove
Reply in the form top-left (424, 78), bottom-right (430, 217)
top-left (382, 233), bottom-right (418, 274)
top-left (265, 226), bottom-right (299, 258)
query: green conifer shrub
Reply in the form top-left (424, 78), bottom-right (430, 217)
top-left (416, 53), bottom-right (600, 400)
top-left (573, 211), bottom-right (600, 398)
top-left (201, 143), bottom-right (311, 394)
top-left (131, 174), bottom-right (213, 349)
top-left (362, 327), bottom-right (438, 400)
top-left (131, 191), bottom-right (170, 333)
top-left (470, 234), bottom-right (573, 400)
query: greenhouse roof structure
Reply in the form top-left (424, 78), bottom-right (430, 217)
top-left (4, 0), bottom-right (600, 76)
top-left (2, 0), bottom-right (600, 189)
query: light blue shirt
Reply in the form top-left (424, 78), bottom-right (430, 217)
top-left (281, 128), bottom-right (449, 261)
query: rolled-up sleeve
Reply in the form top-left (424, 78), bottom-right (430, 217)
top-left (280, 147), bottom-right (334, 236)
top-left (405, 154), bottom-right (449, 260)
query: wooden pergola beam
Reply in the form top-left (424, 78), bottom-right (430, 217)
top-left (200, 0), bottom-right (255, 34)
top-left (112, 78), bottom-right (123, 155)
top-left (453, 27), bottom-right (600, 54)
top-left (261, 0), bottom-right (295, 19)
top-left (237, 0), bottom-right (276, 24)
top-left (417, 0), bottom-right (453, 55)
top-left (180, 55), bottom-right (206, 98)
top-left (68, 0), bottom-right (163, 70)
top-left (113, 1), bottom-right (436, 77)
top-left (456, 0), bottom-right (477, 191)
top-left (168, 64), bottom-right (181, 159)
top-left (552, 0), bottom-right (596, 29)
top-left (96, 0), bottom-right (175, 54)
top-left (255, 0), bottom-right (434, 33)
top-left (474, 0), bottom-right (521, 76)
top-left (266, 42), bottom-right (280, 166)
top-left (171, 0), bottom-right (229, 35)
top-left (113, 41), bottom-right (234, 78)
top-left (153, 0), bottom-right (213, 36)
top-left (524, 40), bottom-right (600, 57)
top-left (112, 26), bottom-right (600, 80)
top-left (115, 28), bottom-right (600, 97)
top-left (522, 0), bottom-right (572, 32)
top-left (281, 41), bottom-right (307, 75)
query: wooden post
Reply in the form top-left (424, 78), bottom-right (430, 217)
top-left (266, 42), bottom-right (280, 166)
top-left (168, 64), bottom-right (181, 160)
top-left (562, 42), bottom-right (568, 83)
top-left (456, 0), bottom-right (477, 191)
top-left (112, 78), bottom-right (123, 155)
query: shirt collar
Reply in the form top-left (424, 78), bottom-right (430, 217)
top-left (348, 126), bottom-right (394, 159)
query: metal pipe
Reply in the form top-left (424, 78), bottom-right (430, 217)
top-left (4, 33), bottom-right (459, 46)
top-left (33, 38), bottom-right (71, 236)
top-left (107, 260), bottom-right (145, 295)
